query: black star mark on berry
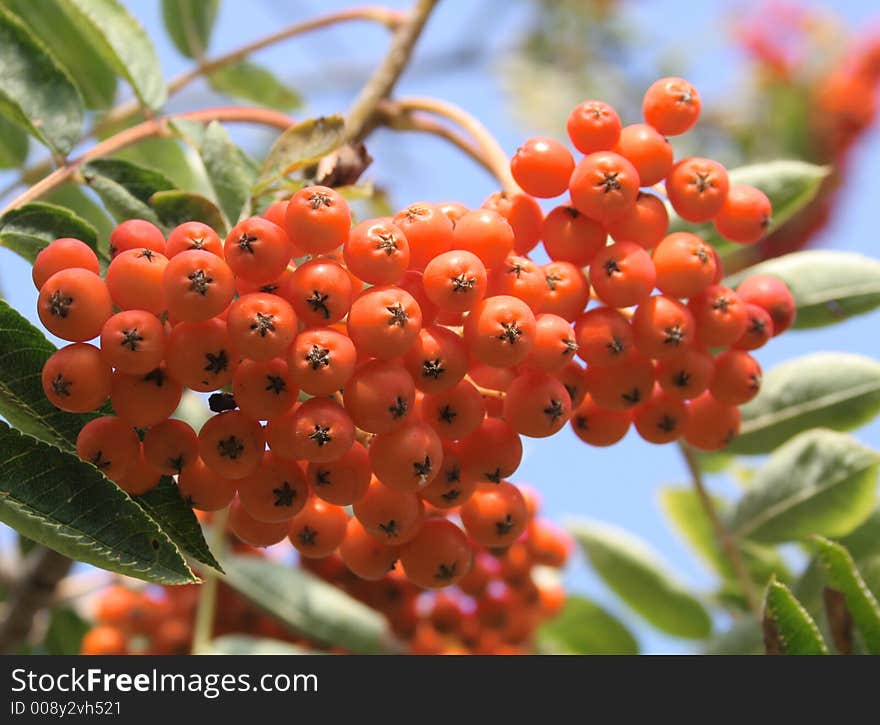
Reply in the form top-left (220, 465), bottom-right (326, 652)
top-left (712, 296), bottom-right (731, 313)
top-left (309, 424), bottom-right (332, 447)
top-left (495, 513), bottom-right (515, 536)
top-left (692, 171), bottom-right (712, 193)
top-left (379, 519), bottom-right (399, 538)
top-left (298, 526), bottom-right (317, 546)
top-left (575, 415), bottom-right (588, 430)
top-left (422, 358), bottom-right (445, 379)
top-left (306, 290), bottom-right (331, 319)
top-left (314, 469), bottom-right (331, 487)
top-left (51, 373), bottom-right (72, 397)
top-left (137, 249), bottom-right (156, 262)
top-left (607, 336), bottom-right (625, 355)
top-left (188, 269), bottom-right (213, 296)
top-left (597, 171), bottom-right (622, 193)
top-left (250, 312), bottom-right (275, 337)
top-left (673, 370), bottom-right (691, 388)
top-left (273, 481), bottom-right (297, 507)
top-left (749, 317), bottom-right (767, 336)
top-left (238, 233), bottom-right (258, 254)
top-left (545, 272), bottom-right (562, 291)
top-left (441, 488), bottom-right (461, 502)
top-left (413, 456), bottom-right (432, 482)
top-left (750, 373), bottom-right (762, 390)
top-left (664, 324), bottom-right (685, 347)
top-left (404, 205), bottom-right (428, 220)
top-left (435, 562), bottom-right (458, 581)
top-left (386, 302), bottom-right (409, 327)
top-left (694, 245), bottom-right (710, 264)
top-left (508, 262), bottom-right (527, 278)
top-left (657, 415), bottom-right (677, 433)
top-left (143, 368), bottom-right (166, 386)
top-left (48, 290), bottom-right (73, 318)
top-left (217, 436), bottom-right (244, 459)
top-left (543, 399), bottom-right (565, 423)
top-left (204, 349), bottom-right (229, 374)
top-left (306, 344), bottom-right (330, 369)
top-left (376, 232), bottom-right (398, 255)
top-left (89, 450), bottom-right (110, 469)
top-left (120, 328), bottom-right (143, 351)
top-left (167, 455), bottom-right (185, 474)
top-left (485, 468), bottom-right (502, 483)
top-left (445, 464), bottom-right (461, 484)
top-left (265, 375), bottom-right (286, 395)
top-left (308, 191), bottom-right (332, 209)
top-left (389, 396), bottom-right (408, 419)
top-left (498, 321), bottom-right (522, 345)
top-left (260, 283), bottom-right (279, 293)
top-left (621, 388), bottom-right (642, 406)
top-left (438, 405), bottom-right (457, 424)
top-left (603, 258), bottom-right (622, 276)
top-left (451, 273), bottom-right (476, 292)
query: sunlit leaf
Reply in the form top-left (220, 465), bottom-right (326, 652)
top-left (0, 202), bottom-right (101, 265)
top-left (161, 0), bottom-right (218, 59)
top-left (208, 61), bottom-right (302, 112)
top-left (763, 576), bottom-right (828, 655)
top-left (537, 594), bottom-right (639, 654)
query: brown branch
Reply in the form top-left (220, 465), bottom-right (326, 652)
top-left (1, 107), bottom-right (294, 216)
top-left (0, 547), bottom-right (72, 654)
top-left (346, 0), bottom-right (439, 142)
top-left (679, 442), bottom-right (761, 618)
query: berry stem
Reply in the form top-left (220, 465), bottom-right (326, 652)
top-left (1, 107), bottom-right (294, 216)
top-left (679, 442), bottom-right (761, 618)
top-left (465, 376), bottom-right (506, 400)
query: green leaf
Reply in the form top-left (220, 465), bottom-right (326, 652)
top-left (43, 185), bottom-right (114, 253)
top-left (161, 0), bottom-right (218, 59)
top-left (537, 595), bottom-right (639, 654)
top-left (82, 158), bottom-right (176, 226)
top-left (208, 61), bottom-right (302, 112)
top-left (1, 0), bottom-right (117, 109)
top-left (763, 576), bottom-right (828, 654)
top-left (727, 251), bottom-right (880, 329)
top-left (0, 202), bottom-right (101, 266)
top-left (150, 190), bottom-right (227, 235)
top-left (812, 536), bottom-right (880, 653)
top-left (200, 635), bottom-right (314, 656)
top-left (199, 121), bottom-right (257, 225)
top-left (668, 160), bottom-right (828, 255)
top-left (43, 607), bottom-right (90, 654)
top-left (58, 0), bottom-right (166, 110)
top-left (729, 353), bottom-right (880, 455)
top-left (0, 300), bottom-right (104, 449)
top-left (0, 6), bottom-right (83, 156)
top-left (0, 114), bottom-right (28, 167)
top-left (0, 422), bottom-right (197, 584)
top-left (253, 115), bottom-right (345, 194)
top-left (222, 555), bottom-right (395, 654)
top-left (134, 476), bottom-right (221, 573)
top-left (569, 519), bottom-right (712, 639)
top-left (730, 429), bottom-right (879, 544)
top-left (113, 134), bottom-right (214, 199)
top-left (702, 619), bottom-right (763, 654)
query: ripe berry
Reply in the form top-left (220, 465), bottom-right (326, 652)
top-left (238, 452), bottom-right (308, 522)
top-left (524, 313), bottom-right (579, 372)
top-left (343, 219), bottom-right (410, 284)
top-left (396, 270), bottom-right (438, 326)
top-left (178, 456), bottom-right (237, 512)
top-left (569, 151), bottom-right (640, 223)
top-left (683, 392), bottom-right (741, 451)
top-left (584, 354), bottom-right (655, 411)
top-left (402, 325), bottom-right (468, 394)
top-left (284, 257), bottom-right (353, 327)
top-left (459, 417), bottom-right (523, 484)
top-left (38, 268), bottom-right (112, 342)
top-left (225, 217), bottom-right (290, 284)
top-left (642, 77), bottom-right (701, 136)
top-left (287, 326), bottom-right (356, 397)
top-left (285, 185), bottom-right (351, 255)
top-left (482, 191), bottom-right (544, 256)
top-left (80, 626), bottom-right (128, 655)
top-left (228, 496), bottom-right (290, 547)
top-left (165, 317), bottom-right (233, 392)
top-left (109, 219), bottom-right (165, 258)
top-left (288, 497), bottom-right (349, 558)
top-left (284, 397), bottom-right (355, 463)
top-left (347, 285), bottom-right (422, 360)
top-left (713, 185), bottom-right (772, 244)
top-left (510, 137), bottom-right (574, 198)
top-left (652, 232), bottom-right (717, 299)
top-left (419, 440), bottom-right (476, 509)
top-left (452, 209), bottom-right (515, 270)
top-left (666, 157), bottom-right (730, 223)
top-left (226, 292), bottom-right (297, 362)
top-left (710, 349), bottom-right (762, 405)
top-left (100, 310), bottom-right (166, 375)
top-left (422, 250), bottom-right (487, 313)
top-left (631, 295), bottom-right (696, 360)
top-left (570, 395), bottom-right (632, 446)
top-left (541, 205), bottom-right (607, 266)
top-left (339, 517), bottom-right (399, 580)
top-left (460, 481), bottom-right (528, 548)
top-left (76, 416), bottom-right (140, 481)
top-left (566, 100), bottom-right (622, 153)
top-left (589, 241), bottom-right (656, 308)
top-left (392, 203), bottom-right (454, 272)
top-left (109, 364), bottom-right (182, 427)
top-left (613, 123), bottom-right (673, 186)
top-left (142, 419), bottom-right (199, 475)
top-left (422, 379), bottom-right (486, 440)
top-left (605, 191), bottom-right (669, 249)
top-left (463, 295), bottom-right (536, 367)
top-left (198, 410), bottom-right (265, 480)
top-left (503, 369), bottom-right (572, 438)
top-left (555, 358), bottom-right (588, 408)
top-left (308, 441), bottom-right (372, 506)
top-left (655, 348), bottom-right (714, 400)
top-left (486, 254), bottom-right (545, 312)
top-left (734, 303), bottom-right (774, 350)
top-left (32, 238), bottom-right (100, 290)
top-left (688, 285), bottom-right (748, 347)
top-left (633, 386), bottom-right (688, 444)
top-left (401, 518), bottom-right (473, 589)
top-left (163, 249), bottom-right (234, 322)
top-left (232, 357), bottom-right (298, 420)
top-left (574, 306), bottom-right (635, 367)
top-left (354, 477), bottom-right (425, 544)
top-left (540, 261), bottom-right (591, 321)
top-left (113, 448), bottom-right (163, 495)
top-left (42, 343), bottom-right (111, 413)
top-left (343, 359), bottom-right (415, 434)
top-left (369, 422), bottom-right (443, 492)
top-left (735, 274), bottom-right (795, 335)
top-left (165, 221), bottom-right (223, 258)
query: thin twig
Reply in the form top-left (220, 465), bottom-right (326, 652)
top-left (0, 547), bottom-right (72, 654)
top-left (191, 507), bottom-right (229, 655)
top-left (679, 442), bottom-right (761, 618)
top-left (346, 0), bottom-right (439, 142)
top-left (1, 107), bottom-right (294, 215)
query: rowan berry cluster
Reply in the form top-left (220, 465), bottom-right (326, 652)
top-left (36, 76), bottom-right (793, 594)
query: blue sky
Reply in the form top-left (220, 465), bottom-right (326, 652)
top-left (1, 0), bottom-right (879, 654)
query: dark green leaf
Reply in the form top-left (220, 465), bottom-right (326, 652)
top-left (254, 115), bottom-right (345, 194)
top-left (0, 6), bottom-right (83, 156)
top-left (729, 353), bottom-right (880, 455)
top-left (0, 422), bottom-right (197, 584)
top-left (199, 121), bottom-right (256, 225)
top-left (43, 607), bottom-right (90, 654)
top-left (763, 576), bottom-right (828, 654)
top-left (727, 251), bottom-right (880, 329)
top-left (208, 61), bottom-right (302, 112)
top-left (150, 190), bottom-right (227, 235)
top-left (58, 0), bottom-right (166, 110)
top-left (113, 134), bottom-right (214, 199)
top-left (0, 202), bottom-right (101, 266)
top-left (134, 476), bottom-right (221, 573)
top-left (812, 536), bottom-right (880, 654)
top-left (0, 114), bottom-right (28, 167)
top-left (42, 185), bottom-right (114, 255)
top-left (82, 158), bottom-right (176, 226)
top-left (730, 429), bottom-right (878, 543)
top-left (0, 300), bottom-right (103, 449)
top-left (222, 555), bottom-right (395, 654)
top-left (161, 0), bottom-right (218, 59)
top-left (569, 519), bottom-right (712, 639)
top-left (1, 0), bottom-right (117, 109)
top-left (537, 594), bottom-right (639, 654)
top-left (201, 635), bottom-right (314, 656)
